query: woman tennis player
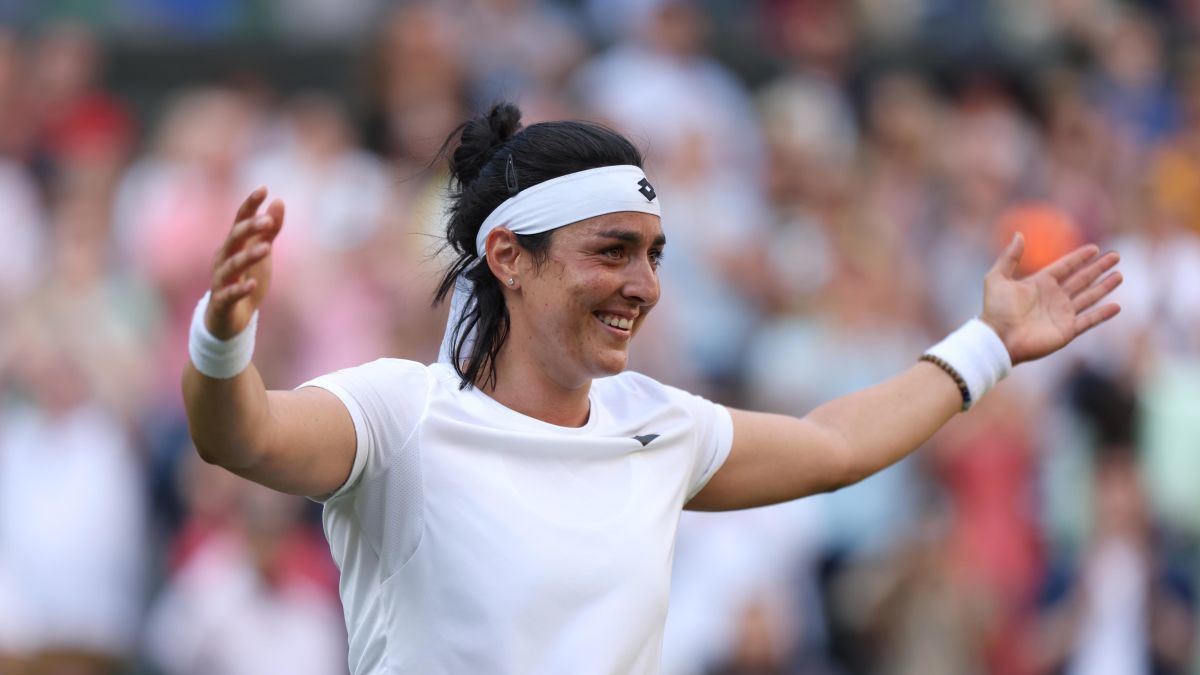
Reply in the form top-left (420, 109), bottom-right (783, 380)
top-left (182, 103), bottom-right (1122, 674)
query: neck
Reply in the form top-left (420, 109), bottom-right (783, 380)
top-left (479, 332), bottom-right (592, 428)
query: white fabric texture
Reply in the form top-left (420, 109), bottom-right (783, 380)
top-left (440, 165), bottom-right (660, 364)
top-left (923, 318), bottom-right (1012, 409)
top-left (188, 291), bottom-right (259, 379)
top-left (299, 359), bottom-right (733, 675)
top-left (473, 165), bottom-right (660, 256)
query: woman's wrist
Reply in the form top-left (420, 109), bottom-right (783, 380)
top-left (921, 318), bottom-right (1012, 411)
top-left (188, 291), bottom-right (258, 379)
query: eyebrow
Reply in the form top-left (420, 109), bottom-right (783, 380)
top-left (593, 229), bottom-right (667, 248)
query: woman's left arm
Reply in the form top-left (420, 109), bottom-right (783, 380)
top-left (687, 234), bottom-right (1122, 511)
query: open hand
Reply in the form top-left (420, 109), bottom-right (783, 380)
top-left (205, 187), bottom-right (285, 339)
top-left (980, 233), bottom-right (1122, 365)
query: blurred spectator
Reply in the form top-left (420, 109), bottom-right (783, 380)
top-left (750, 72), bottom-right (857, 315)
top-left (928, 79), bottom-right (1038, 330)
top-left (831, 488), bottom-right (992, 675)
top-left (113, 86), bottom-right (258, 398)
top-left (858, 70), bottom-right (943, 253)
top-left (745, 260), bottom-right (928, 561)
top-left (0, 306), bottom-right (148, 675)
top-left (572, 0), bottom-right (765, 180)
top-left (0, 159), bottom-right (44, 314)
top-left (361, 2), bottom-right (466, 169)
top-left (1094, 178), bottom-right (1200, 367)
top-left (1031, 446), bottom-right (1195, 675)
top-left (243, 92), bottom-right (394, 381)
top-left (27, 22), bottom-right (133, 188)
top-left (144, 455), bottom-right (345, 675)
top-left (1088, 9), bottom-right (1178, 167)
top-left (927, 389), bottom-right (1045, 675)
top-left (1031, 66), bottom-right (1120, 242)
top-left (458, 0), bottom-right (587, 112)
top-left (40, 167), bottom-right (160, 419)
top-left (1146, 52), bottom-right (1200, 237)
top-left (762, 0), bottom-right (856, 87)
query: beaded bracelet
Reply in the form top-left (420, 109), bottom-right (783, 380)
top-left (919, 353), bottom-right (972, 411)
top-left (921, 318), bottom-right (1012, 412)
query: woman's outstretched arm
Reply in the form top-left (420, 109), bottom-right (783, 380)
top-left (688, 234), bottom-right (1123, 511)
top-left (181, 188), bottom-right (356, 497)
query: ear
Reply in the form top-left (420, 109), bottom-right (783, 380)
top-left (484, 228), bottom-right (522, 288)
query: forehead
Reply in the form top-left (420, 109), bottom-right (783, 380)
top-left (560, 211), bottom-right (664, 243)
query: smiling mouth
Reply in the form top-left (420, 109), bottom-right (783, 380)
top-left (594, 312), bottom-right (634, 333)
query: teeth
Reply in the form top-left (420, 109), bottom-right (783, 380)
top-left (599, 314), bottom-right (633, 330)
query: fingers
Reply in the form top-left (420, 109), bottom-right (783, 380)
top-left (210, 278), bottom-right (258, 315)
top-left (214, 241), bottom-right (271, 286)
top-left (204, 188), bottom-right (276, 335)
top-left (216, 193), bottom-right (284, 263)
top-left (264, 198), bottom-right (286, 242)
top-left (1043, 242), bottom-right (1101, 282)
top-left (234, 186), bottom-right (268, 223)
top-left (220, 214), bottom-right (274, 257)
top-left (1062, 250), bottom-right (1120, 296)
top-left (1074, 302), bottom-right (1121, 337)
top-left (1071, 270), bottom-right (1123, 313)
top-left (989, 232), bottom-right (1025, 278)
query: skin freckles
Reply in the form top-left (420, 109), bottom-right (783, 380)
top-left (519, 212), bottom-right (662, 383)
top-left (485, 211), bottom-right (664, 424)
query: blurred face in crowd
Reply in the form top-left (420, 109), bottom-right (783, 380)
top-left (32, 22), bottom-right (100, 104)
top-left (647, 2), bottom-right (708, 58)
top-left (505, 212), bottom-right (664, 388)
top-left (1102, 11), bottom-right (1163, 88)
top-left (867, 72), bottom-right (938, 159)
top-left (1094, 453), bottom-right (1148, 540)
top-left (12, 331), bottom-right (90, 416)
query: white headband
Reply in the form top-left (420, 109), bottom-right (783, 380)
top-left (440, 164), bottom-right (662, 366)
top-left (475, 164), bottom-right (661, 256)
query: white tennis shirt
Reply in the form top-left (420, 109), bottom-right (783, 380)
top-left (301, 359), bottom-right (734, 674)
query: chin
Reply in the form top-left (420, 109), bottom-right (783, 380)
top-left (591, 352), bottom-right (629, 378)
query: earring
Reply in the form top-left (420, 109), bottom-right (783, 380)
top-left (506, 278), bottom-right (515, 286)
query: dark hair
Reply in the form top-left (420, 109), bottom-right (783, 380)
top-left (434, 102), bottom-right (644, 389)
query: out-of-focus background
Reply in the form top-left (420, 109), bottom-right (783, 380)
top-left (0, 0), bottom-right (1198, 673)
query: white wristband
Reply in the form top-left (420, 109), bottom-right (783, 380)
top-left (923, 318), bottom-right (1012, 410)
top-left (188, 291), bottom-right (258, 379)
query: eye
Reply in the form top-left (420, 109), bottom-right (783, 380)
top-left (602, 246), bottom-right (624, 260)
top-left (649, 249), bottom-right (665, 270)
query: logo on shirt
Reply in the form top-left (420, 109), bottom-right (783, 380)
top-left (632, 434), bottom-right (660, 447)
top-left (637, 178), bottom-right (656, 202)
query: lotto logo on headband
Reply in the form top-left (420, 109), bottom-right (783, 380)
top-left (638, 178), bottom-right (656, 202)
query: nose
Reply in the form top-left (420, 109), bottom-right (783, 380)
top-left (622, 255), bottom-right (660, 308)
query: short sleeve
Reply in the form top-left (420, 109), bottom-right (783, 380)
top-left (668, 388), bottom-right (734, 500)
top-left (298, 358), bottom-right (430, 502)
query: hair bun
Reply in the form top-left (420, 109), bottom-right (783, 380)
top-left (450, 102), bottom-right (523, 188)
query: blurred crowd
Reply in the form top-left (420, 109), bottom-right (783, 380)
top-left (1, 0), bottom-right (1200, 674)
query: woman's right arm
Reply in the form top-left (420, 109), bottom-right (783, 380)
top-left (181, 188), bottom-right (356, 497)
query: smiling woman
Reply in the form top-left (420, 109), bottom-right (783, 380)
top-left (181, 102), bottom-right (1124, 674)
